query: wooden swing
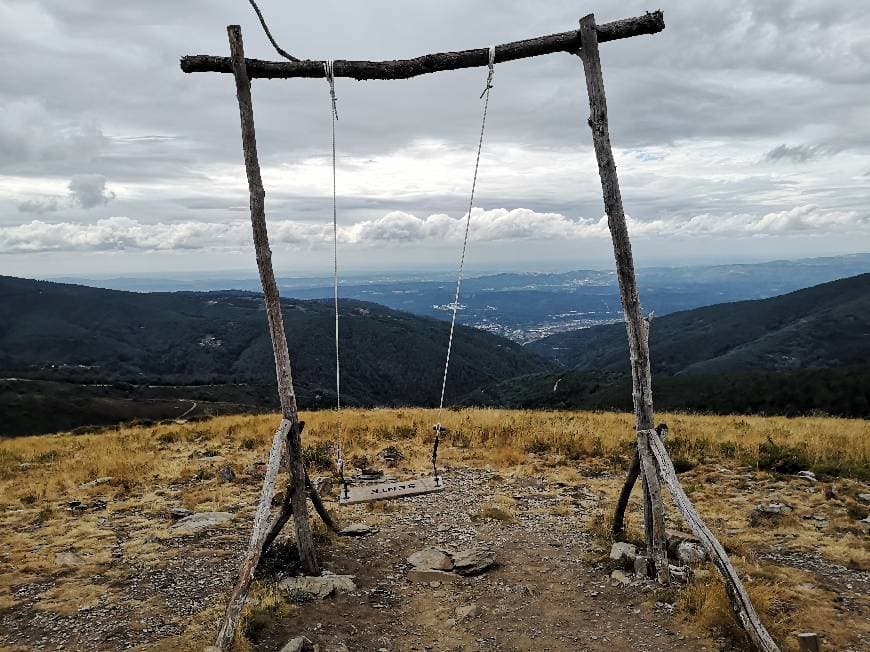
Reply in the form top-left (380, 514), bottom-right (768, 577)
top-left (327, 48), bottom-right (496, 506)
top-left (181, 5), bottom-right (781, 650)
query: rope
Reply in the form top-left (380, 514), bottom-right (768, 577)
top-left (324, 59), bottom-right (346, 498)
top-left (432, 45), bottom-right (496, 473)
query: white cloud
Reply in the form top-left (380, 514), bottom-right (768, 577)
top-left (2, 205), bottom-right (864, 254)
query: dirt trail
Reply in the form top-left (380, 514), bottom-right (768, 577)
top-left (253, 468), bottom-right (708, 651)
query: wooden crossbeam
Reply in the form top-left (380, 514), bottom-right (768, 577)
top-left (180, 11), bottom-right (664, 80)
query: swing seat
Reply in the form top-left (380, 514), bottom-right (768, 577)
top-left (339, 475), bottom-right (444, 505)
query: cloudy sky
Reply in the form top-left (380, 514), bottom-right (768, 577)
top-left (1, 0), bottom-right (869, 278)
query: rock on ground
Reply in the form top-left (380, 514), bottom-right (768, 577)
top-left (455, 604), bottom-right (480, 621)
top-left (407, 547), bottom-right (453, 571)
top-left (451, 548), bottom-right (495, 576)
top-left (280, 635), bottom-right (314, 652)
top-left (278, 574), bottom-right (357, 600)
top-left (609, 542), bottom-right (637, 568)
top-left (339, 523), bottom-right (378, 537)
top-left (676, 541), bottom-right (707, 565)
top-left (169, 511), bottom-right (235, 535)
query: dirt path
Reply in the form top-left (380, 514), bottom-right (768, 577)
top-left (253, 468), bottom-right (707, 651)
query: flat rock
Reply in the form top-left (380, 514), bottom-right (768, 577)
top-left (55, 552), bottom-right (84, 566)
top-left (169, 507), bottom-right (193, 520)
top-left (452, 548), bottom-right (495, 576)
top-left (408, 569), bottom-right (456, 583)
top-left (609, 542), bottom-right (637, 568)
top-left (665, 530), bottom-right (699, 556)
top-left (610, 569), bottom-right (631, 586)
top-left (339, 523), bottom-right (378, 537)
top-left (79, 477), bottom-right (114, 489)
top-left (280, 636), bottom-right (314, 652)
top-left (455, 604), bottom-right (480, 621)
top-left (407, 547), bottom-right (453, 571)
top-left (796, 470), bottom-right (817, 482)
top-left (857, 493), bottom-right (870, 504)
top-left (218, 465), bottom-right (236, 483)
top-left (169, 511), bottom-right (235, 535)
top-left (279, 574), bottom-right (357, 600)
top-left (749, 502), bottom-right (792, 525)
top-left (676, 541), bottom-right (707, 565)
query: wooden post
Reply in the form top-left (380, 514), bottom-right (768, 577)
top-left (647, 430), bottom-right (780, 651)
top-left (577, 13), bottom-right (668, 580)
top-left (797, 633), bottom-right (821, 652)
top-left (215, 24), bottom-right (319, 651)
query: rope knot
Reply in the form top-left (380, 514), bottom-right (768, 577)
top-left (323, 60), bottom-right (339, 120)
top-left (479, 45), bottom-right (496, 98)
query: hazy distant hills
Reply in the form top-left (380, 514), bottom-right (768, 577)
top-left (529, 274), bottom-right (870, 375)
top-left (0, 276), bottom-right (550, 410)
top-left (471, 274), bottom-right (870, 417)
top-left (53, 253), bottom-right (870, 343)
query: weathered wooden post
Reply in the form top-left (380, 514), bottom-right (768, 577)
top-left (576, 13), bottom-right (668, 583)
top-left (215, 24), bottom-right (319, 651)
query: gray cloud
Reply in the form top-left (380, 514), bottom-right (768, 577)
top-left (1, 0), bottom-right (869, 274)
top-left (765, 144), bottom-right (835, 163)
top-left (68, 174), bottom-right (115, 209)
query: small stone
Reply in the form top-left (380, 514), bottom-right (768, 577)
top-left (749, 502), bottom-right (793, 526)
top-left (408, 569), bottom-right (456, 583)
top-left (455, 604), bottom-right (480, 621)
top-left (280, 636), bottom-right (313, 652)
top-left (857, 493), bottom-right (870, 504)
top-left (795, 470), bottom-right (816, 482)
top-left (429, 581), bottom-right (442, 588)
top-left (339, 523), bottom-right (378, 537)
top-left (452, 548), bottom-right (495, 576)
top-left (312, 476), bottom-right (333, 496)
top-left (408, 547), bottom-right (453, 571)
top-left (676, 541), bottom-right (707, 565)
top-left (55, 552), bottom-right (83, 566)
top-left (609, 542), bottom-right (637, 568)
top-left (610, 570), bottom-right (631, 586)
top-left (633, 555), bottom-right (650, 577)
top-left (169, 507), bottom-right (193, 520)
top-left (218, 466), bottom-right (236, 483)
top-left (79, 477), bottom-right (114, 489)
top-left (665, 530), bottom-right (700, 556)
top-left (278, 574), bottom-right (357, 600)
top-left (170, 511), bottom-right (235, 535)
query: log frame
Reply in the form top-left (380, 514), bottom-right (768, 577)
top-left (647, 430), bottom-right (781, 651)
top-left (214, 24), bottom-right (319, 652)
top-left (180, 12), bottom-right (664, 80)
top-left (576, 13), bottom-right (668, 579)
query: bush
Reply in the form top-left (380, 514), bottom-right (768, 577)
top-left (304, 442), bottom-right (335, 472)
top-left (756, 437), bottom-right (811, 474)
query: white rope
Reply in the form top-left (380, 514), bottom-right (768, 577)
top-left (436, 45), bottom-right (496, 426)
top-left (324, 60), bottom-right (343, 481)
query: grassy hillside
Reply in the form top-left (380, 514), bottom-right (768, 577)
top-left (529, 273), bottom-right (870, 374)
top-left (0, 276), bottom-right (551, 412)
top-left (0, 409), bottom-right (867, 650)
top-left (468, 365), bottom-right (870, 420)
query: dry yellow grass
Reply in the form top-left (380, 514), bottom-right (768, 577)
top-left (0, 408), bottom-right (868, 650)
